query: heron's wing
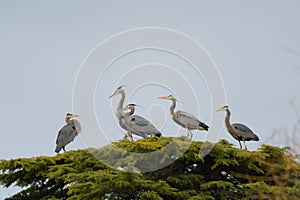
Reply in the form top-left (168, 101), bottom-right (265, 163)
top-left (232, 123), bottom-right (253, 133)
top-left (176, 111), bottom-right (209, 130)
top-left (176, 111), bottom-right (200, 125)
top-left (177, 111), bottom-right (197, 122)
top-left (232, 123), bottom-right (258, 140)
top-left (131, 115), bottom-right (149, 126)
top-left (56, 124), bottom-right (77, 145)
top-left (129, 115), bottom-right (161, 136)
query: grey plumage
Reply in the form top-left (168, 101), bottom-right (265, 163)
top-left (121, 104), bottom-right (162, 139)
top-left (55, 113), bottom-right (80, 153)
top-left (158, 95), bottom-right (209, 139)
top-left (231, 123), bottom-right (259, 141)
top-left (174, 111), bottom-right (209, 131)
top-left (215, 105), bottom-right (259, 150)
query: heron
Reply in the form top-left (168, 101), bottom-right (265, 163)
top-left (108, 86), bottom-right (127, 131)
top-left (108, 86), bottom-right (147, 140)
top-left (55, 113), bottom-right (81, 153)
top-left (120, 104), bottom-right (162, 140)
top-left (215, 105), bottom-right (259, 150)
top-left (158, 95), bottom-right (209, 139)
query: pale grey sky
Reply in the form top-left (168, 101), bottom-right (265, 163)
top-left (1, 0), bottom-right (300, 198)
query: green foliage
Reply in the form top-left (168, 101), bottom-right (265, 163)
top-left (1, 137), bottom-right (299, 199)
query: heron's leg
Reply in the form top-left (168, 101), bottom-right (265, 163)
top-left (143, 133), bottom-right (148, 139)
top-left (63, 147), bottom-right (66, 152)
top-left (188, 129), bottom-right (193, 140)
top-left (186, 129), bottom-right (190, 138)
top-left (243, 139), bottom-right (247, 150)
top-left (124, 131), bottom-right (132, 140)
top-left (128, 131), bottom-right (134, 141)
top-left (238, 141), bottom-right (242, 149)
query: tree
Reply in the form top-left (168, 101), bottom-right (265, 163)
top-left (1, 137), bottom-right (299, 199)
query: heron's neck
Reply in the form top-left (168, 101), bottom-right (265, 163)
top-left (170, 99), bottom-right (176, 117)
top-left (225, 109), bottom-right (232, 128)
top-left (117, 90), bottom-right (125, 110)
top-left (116, 90), bottom-right (125, 119)
top-left (117, 109), bottom-right (125, 117)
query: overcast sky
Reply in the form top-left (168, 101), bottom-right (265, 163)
top-left (1, 1), bottom-right (300, 198)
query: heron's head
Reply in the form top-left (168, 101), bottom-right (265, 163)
top-left (158, 95), bottom-right (175, 101)
top-left (66, 113), bottom-right (80, 119)
top-left (121, 103), bottom-right (136, 111)
top-left (214, 105), bottom-right (229, 112)
top-left (108, 85), bottom-right (124, 99)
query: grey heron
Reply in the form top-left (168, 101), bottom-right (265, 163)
top-left (120, 104), bottom-right (162, 140)
top-left (108, 86), bottom-right (148, 140)
top-left (55, 113), bottom-right (80, 153)
top-left (158, 95), bottom-right (209, 139)
top-left (215, 105), bottom-right (259, 150)
top-left (108, 86), bottom-right (127, 131)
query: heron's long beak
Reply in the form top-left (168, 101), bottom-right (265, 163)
top-left (158, 96), bottom-right (169, 99)
top-left (214, 108), bottom-right (223, 112)
top-left (71, 114), bottom-right (80, 118)
top-left (108, 92), bottom-right (116, 99)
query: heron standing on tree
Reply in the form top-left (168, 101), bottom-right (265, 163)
top-left (55, 113), bottom-right (81, 153)
top-left (158, 95), bottom-right (209, 139)
top-left (215, 105), bottom-right (259, 150)
top-left (120, 104), bottom-right (162, 140)
top-left (109, 86), bottom-right (148, 140)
